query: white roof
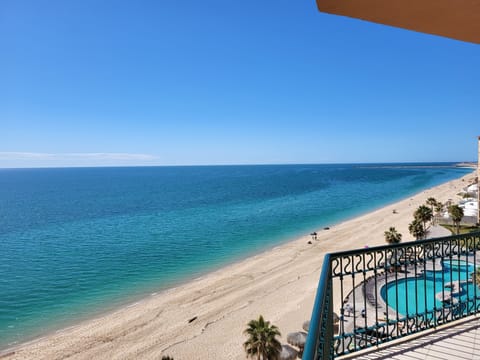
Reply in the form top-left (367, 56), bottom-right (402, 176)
top-left (467, 184), bottom-right (478, 191)
top-left (465, 201), bottom-right (478, 210)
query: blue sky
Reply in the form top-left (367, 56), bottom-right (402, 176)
top-left (1, 0), bottom-right (479, 167)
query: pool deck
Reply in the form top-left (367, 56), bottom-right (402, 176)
top-left (343, 315), bottom-right (480, 359)
top-left (340, 254), bottom-right (480, 333)
top-left (335, 253), bottom-right (480, 358)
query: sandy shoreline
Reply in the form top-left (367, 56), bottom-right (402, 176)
top-left (3, 172), bottom-right (476, 360)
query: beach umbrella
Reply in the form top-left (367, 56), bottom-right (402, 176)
top-left (287, 331), bottom-right (308, 348)
top-left (303, 313), bottom-right (338, 333)
top-left (302, 320), bottom-right (310, 332)
top-left (279, 344), bottom-right (298, 360)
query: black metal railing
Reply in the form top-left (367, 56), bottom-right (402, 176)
top-left (304, 231), bottom-right (480, 359)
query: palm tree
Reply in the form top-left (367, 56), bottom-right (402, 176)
top-left (384, 227), bottom-right (402, 244)
top-left (244, 315), bottom-right (282, 360)
top-left (409, 219), bottom-right (426, 240)
top-left (414, 205), bottom-right (433, 235)
top-left (448, 204), bottom-right (464, 235)
top-left (426, 197), bottom-right (437, 212)
top-left (434, 201), bottom-right (444, 216)
top-left (426, 198), bottom-right (438, 225)
top-left (161, 357), bottom-right (174, 360)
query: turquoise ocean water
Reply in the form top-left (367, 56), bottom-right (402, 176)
top-left (0, 164), bottom-right (472, 349)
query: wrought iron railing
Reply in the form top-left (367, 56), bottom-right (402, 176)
top-left (303, 231), bottom-right (480, 359)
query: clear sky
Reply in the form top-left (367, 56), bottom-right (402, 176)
top-left (1, 0), bottom-right (479, 167)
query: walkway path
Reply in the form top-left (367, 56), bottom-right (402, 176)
top-left (426, 225), bottom-right (452, 239)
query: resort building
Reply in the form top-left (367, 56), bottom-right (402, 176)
top-left (303, 2), bottom-right (480, 359)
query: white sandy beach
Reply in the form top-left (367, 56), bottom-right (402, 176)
top-left (3, 172), bottom-right (476, 360)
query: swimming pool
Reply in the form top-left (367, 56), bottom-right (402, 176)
top-left (380, 260), bottom-right (479, 317)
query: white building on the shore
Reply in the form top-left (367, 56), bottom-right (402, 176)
top-left (459, 200), bottom-right (478, 217)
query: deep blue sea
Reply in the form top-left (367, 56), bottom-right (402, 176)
top-left (0, 164), bottom-right (472, 349)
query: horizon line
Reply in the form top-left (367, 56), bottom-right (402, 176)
top-left (0, 160), bottom-right (475, 171)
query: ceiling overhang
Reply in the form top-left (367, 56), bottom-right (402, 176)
top-left (316, 0), bottom-right (480, 44)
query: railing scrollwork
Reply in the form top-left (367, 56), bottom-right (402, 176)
top-left (304, 231), bottom-right (480, 360)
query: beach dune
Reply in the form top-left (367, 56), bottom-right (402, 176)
top-left (4, 173), bottom-right (474, 360)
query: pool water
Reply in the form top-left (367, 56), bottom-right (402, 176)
top-left (381, 260), bottom-right (479, 317)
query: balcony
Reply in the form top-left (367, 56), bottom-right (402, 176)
top-left (303, 231), bottom-right (480, 359)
